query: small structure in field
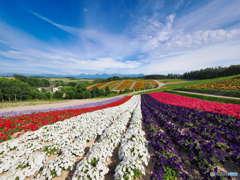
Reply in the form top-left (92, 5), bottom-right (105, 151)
top-left (51, 87), bottom-right (59, 93)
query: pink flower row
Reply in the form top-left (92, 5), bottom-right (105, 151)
top-left (149, 92), bottom-right (240, 118)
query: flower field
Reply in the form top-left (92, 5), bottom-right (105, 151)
top-left (0, 97), bottom-right (130, 143)
top-left (116, 80), bottom-right (129, 90)
top-left (141, 94), bottom-right (240, 179)
top-left (0, 95), bottom-right (151, 180)
top-left (183, 78), bottom-right (240, 91)
top-left (149, 92), bottom-right (240, 118)
top-left (0, 92), bottom-right (240, 180)
top-left (89, 80), bottom-right (158, 91)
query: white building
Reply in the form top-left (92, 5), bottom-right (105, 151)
top-left (51, 87), bottom-right (59, 93)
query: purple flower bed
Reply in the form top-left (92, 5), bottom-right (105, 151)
top-left (0, 97), bottom-right (124, 119)
top-left (141, 94), bottom-right (239, 180)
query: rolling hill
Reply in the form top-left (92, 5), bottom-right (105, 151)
top-left (88, 79), bottom-right (158, 91)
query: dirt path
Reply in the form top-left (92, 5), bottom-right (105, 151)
top-left (174, 90), bottom-right (240, 100)
top-left (153, 79), bottom-right (165, 88)
top-left (0, 95), bottom-right (126, 114)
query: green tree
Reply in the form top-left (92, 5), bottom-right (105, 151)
top-left (0, 87), bottom-right (3, 102)
top-left (67, 90), bottom-right (75, 99)
top-left (55, 82), bottom-right (60, 87)
top-left (85, 90), bottom-right (91, 99)
top-left (53, 91), bottom-right (63, 99)
top-left (91, 86), bottom-right (99, 98)
top-left (105, 86), bottom-right (110, 95)
top-left (41, 88), bottom-right (47, 93)
top-left (45, 92), bottom-right (51, 99)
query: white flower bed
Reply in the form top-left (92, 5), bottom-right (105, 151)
top-left (0, 152), bottom-right (48, 180)
top-left (72, 96), bottom-right (140, 180)
top-left (0, 102), bottom-right (126, 175)
top-left (115, 97), bottom-right (150, 180)
top-left (0, 96), bottom-right (146, 180)
top-left (34, 150), bottom-right (75, 180)
top-left (33, 97), bottom-right (138, 180)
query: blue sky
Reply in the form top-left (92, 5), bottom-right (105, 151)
top-left (0, 0), bottom-right (240, 75)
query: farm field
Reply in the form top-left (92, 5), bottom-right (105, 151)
top-left (161, 74), bottom-right (240, 89)
top-left (40, 77), bottom-right (94, 82)
top-left (182, 77), bottom-right (240, 90)
top-left (0, 77), bottom-right (15, 79)
top-left (0, 92), bottom-right (240, 179)
top-left (175, 77), bottom-right (240, 98)
top-left (88, 79), bottom-right (158, 91)
top-left (157, 79), bottom-right (186, 83)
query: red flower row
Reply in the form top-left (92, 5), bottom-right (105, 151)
top-left (149, 92), bottom-right (240, 118)
top-left (87, 83), bottom-right (105, 90)
top-left (0, 96), bottom-right (132, 143)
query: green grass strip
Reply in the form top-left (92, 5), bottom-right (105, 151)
top-left (112, 80), bottom-right (126, 90)
top-left (109, 80), bottom-right (120, 89)
top-left (98, 81), bottom-right (113, 89)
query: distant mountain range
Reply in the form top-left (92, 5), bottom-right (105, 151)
top-left (0, 73), bottom-right (145, 79)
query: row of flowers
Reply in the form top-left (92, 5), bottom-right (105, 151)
top-left (87, 83), bottom-right (103, 90)
top-left (141, 95), bottom-right (190, 180)
top-left (0, 96), bottom-right (131, 143)
top-left (33, 100), bottom-right (135, 180)
top-left (0, 96), bottom-right (137, 179)
top-left (0, 109), bottom-right (112, 177)
top-left (114, 97), bottom-right (150, 180)
top-left (0, 96), bottom-right (124, 119)
top-left (102, 80), bottom-right (119, 90)
top-left (124, 81), bottom-right (134, 90)
top-left (112, 80), bottom-right (125, 90)
top-left (72, 96), bottom-right (140, 179)
top-left (183, 78), bottom-right (240, 91)
top-left (133, 79), bottom-right (155, 83)
top-left (142, 94), bottom-right (240, 179)
top-left (116, 80), bottom-right (130, 91)
top-left (132, 82), bottom-right (142, 90)
top-left (149, 91), bottom-right (240, 118)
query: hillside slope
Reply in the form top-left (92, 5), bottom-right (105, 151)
top-left (87, 79), bottom-right (158, 91)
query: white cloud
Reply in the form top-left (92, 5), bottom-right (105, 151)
top-left (129, 39), bottom-right (240, 75)
top-left (83, 8), bottom-right (88, 12)
top-left (164, 29), bottom-right (240, 50)
top-left (64, 57), bottom-right (141, 71)
top-left (132, 13), bottom-right (175, 51)
top-left (175, 0), bottom-right (240, 32)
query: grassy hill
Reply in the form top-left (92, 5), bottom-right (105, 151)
top-left (88, 79), bottom-right (158, 91)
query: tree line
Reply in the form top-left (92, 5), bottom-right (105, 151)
top-left (13, 74), bottom-right (50, 87)
top-left (93, 76), bottom-right (145, 84)
top-left (144, 74), bottom-right (183, 79)
top-left (0, 78), bottom-right (115, 102)
top-left (182, 65), bottom-right (240, 79)
top-left (93, 64), bottom-right (240, 81)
